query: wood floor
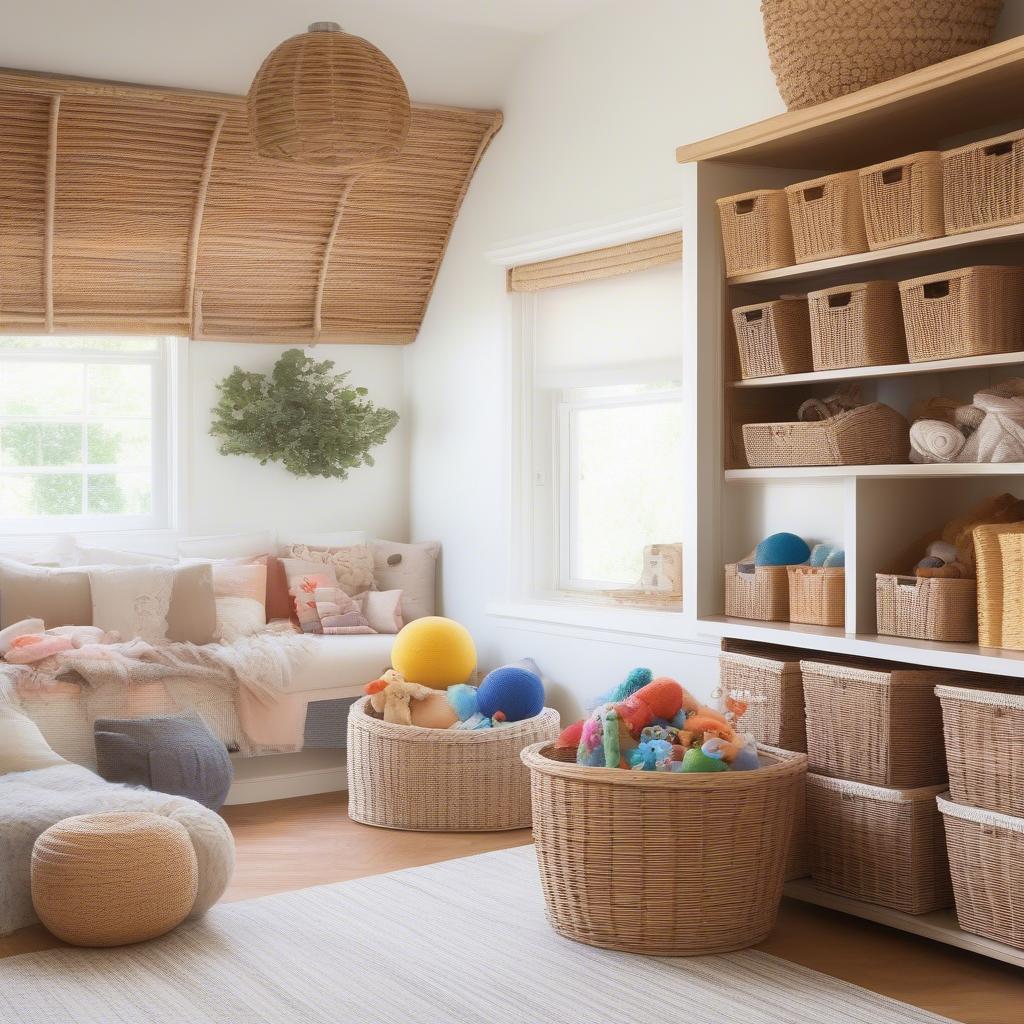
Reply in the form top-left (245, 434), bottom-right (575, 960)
top-left (4, 791), bottom-right (1024, 1023)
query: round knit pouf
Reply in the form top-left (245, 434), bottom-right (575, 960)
top-left (31, 812), bottom-right (198, 947)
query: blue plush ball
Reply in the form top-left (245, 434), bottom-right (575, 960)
top-left (477, 666), bottom-right (544, 722)
top-left (754, 532), bottom-right (810, 567)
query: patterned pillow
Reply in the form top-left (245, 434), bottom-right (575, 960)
top-left (286, 543), bottom-right (376, 597)
top-left (313, 588), bottom-right (375, 635)
top-left (288, 571), bottom-right (338, 633)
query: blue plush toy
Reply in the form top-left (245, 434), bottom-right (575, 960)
top-left (754, 532), bottom-right (811, 566)
top-left (810, 542), bottom-right (845, 568)
top-left (477, 665), bottom-right (544, 722)
top-left (589, 666), bottom-right (653, 710)
top-left (629, 739), bottom-right (673, 771)
top-left (446, 683), bottom-right (493, 729)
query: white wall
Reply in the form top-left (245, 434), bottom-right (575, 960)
top-left (405, 0), bottom-right (1024, 724)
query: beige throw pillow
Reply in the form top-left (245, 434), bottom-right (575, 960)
top-left (0, 559), bottom-right (92, 629)
top-left (286, 543), bottom-right (375, 597)
top-left (167, 563), bottom-right (218, 644)
top-left (371, 541), bottom-right (440, 622)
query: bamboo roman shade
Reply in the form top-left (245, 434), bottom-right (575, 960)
top-left (0, 68), bottom-right (501, 344)
top-left (508, 232), bottom-right (682, 293)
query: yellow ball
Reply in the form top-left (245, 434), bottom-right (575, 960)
top-left (391, 616), bottom-right (476, 689)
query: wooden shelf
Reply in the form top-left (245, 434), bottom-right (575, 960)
top-left (725, 463), bottom-right (1024, 481)
top-left (727, 221), bottom-right (1024, 286)
top-left (675, 36), bottom-right (1024, 168)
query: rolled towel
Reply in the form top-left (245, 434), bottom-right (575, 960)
top-left (0, 618), bottom-right (45, 655)
top-left (910, 419), bottom-right (966, 464)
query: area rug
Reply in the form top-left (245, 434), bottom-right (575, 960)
top-left (0, 846), bottom-right (952, 1024)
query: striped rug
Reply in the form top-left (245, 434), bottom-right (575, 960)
top-left (0, 846), bottom-right (952, 1024)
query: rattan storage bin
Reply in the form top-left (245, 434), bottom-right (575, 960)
top-left (717, 189), bottom-right (794, 277)
top-left (522, 742), bottom-right (807, 954)
top-left (943, 129), bottom-right (1024, 235)
top-left (761, 743), bottom-right (810, 880)
top-left (807, 774), bottom-right (952, 915)
top-left (801, 659), bottom-right (953, 787)
top-left (807, 281), bottom-right (907, 370)
top-left (937, 684), bottom-right (1024, 817)
top-left (724, 563), bottom-right (789, 621)
top-left (939, 794), bottom-right (1024, 949)
top-left (347, 697), bottom-right (560, 831)
top-left (720, 642), bottom-right (806, 750)
top-left (742, 403), bottom-right (909, 468)
top-left (899, 265), bottom-right (1024, 362)
top-left (858, 152), bottom-right (944, 250)
top-left (788, 565), bottom-right (845, 627)
top-left (785, 171), bottom-right (868, 263)
top-left (974, 521), bottom-right (1024, 648)
top-left (875, 574), bottom-right (978, 643)
top-left (732, 298), bottom-right (812, 379)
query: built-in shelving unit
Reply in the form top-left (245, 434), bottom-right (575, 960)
top-left (725, 463), bottom-right (1024, 481)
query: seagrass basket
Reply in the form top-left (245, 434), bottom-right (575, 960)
top-left (807, 281), bottom-right (907, 370)
top-left (788, 565), bottom-right (845, 627)
top-left (716, 189), bottom-right (794, 277)
top-left (858, 152), bottom-right (944, 250)
top-left (899, 265), bottom-right (1024, 362)
top-left (995, 532), bottom-right (1024, 650)
top-left (785, 171), bottom-right (868, 263)
top-left (937, 684), bottom-right (1024, 816)
top-left (522, 742), bottom-right (807, 954)
top-left (732, 298), bottom-right (812, 379)
top-left (347, 698), bottom-right (560, 831)
top-left (760, 743), bottom-right (810, 880)
top-left (807, 774), bottom-right (952, 915)
top-left (724, 563), bottom-right (789, 621)
top-left (875, 574), bottom-right (978, 643)
top-left (801, 659), bottom-right (953, 787)
top-left (943, 129), bottom-right (1024, 235)
top-left (974, 521), bottom-right (1024, 647)
top-left (939, 794), bottom-right (1024, 949)
top-left (719, 642), bottom-right (806, 750)
top-left (742, 403), bottom-right (909, 468)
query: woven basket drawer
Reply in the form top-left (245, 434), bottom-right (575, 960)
top-left (788, 566), bottom-right (844, 627)
top-left (720, 643), bottom-right (806, 750)
top-left (723, 564), bottom-right (789, 621)
top-left (807, 281), bottom-right (907, 370)
top-left (785, 171), bottom-right (868, 263)
top-left (801, 659), bottom-right (953, 787)
top-left (875, 574), bottom-right (977, 643)
top-left (943, 129), bottom-right (1024, 235)
top-left (859, 151), bottom-right (944, 250)
top-left (808, 774), bottom-right (952, 915)
top-left (732, 298), bottom-right (812, 379)
top-left (717, 189), bottom-right (794, 277)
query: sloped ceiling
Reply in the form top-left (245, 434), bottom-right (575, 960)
top-left (0, 67), bottom-right (501, 344)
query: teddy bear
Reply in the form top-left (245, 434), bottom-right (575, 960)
top-left (365, 669), bottom-right (437, 726)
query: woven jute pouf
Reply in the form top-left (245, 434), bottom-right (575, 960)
top-left (522, 743), bottom-right (807, 955)
top-left (31, 811), bottom-right (198, 947)
top-left (347, 697), bottom-right (560, 831)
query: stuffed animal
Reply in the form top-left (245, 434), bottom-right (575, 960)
top-left (477, 664), bottom-right (544, 722)
top-left (409, 691), bottom-right (459, 729)
top-left (365, 669), bottom-right (437, 726)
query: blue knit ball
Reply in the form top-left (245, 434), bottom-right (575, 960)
top-left (477, 666), bottom-right (544, 722)
top-left (754, 532), bottom-right (810, 566)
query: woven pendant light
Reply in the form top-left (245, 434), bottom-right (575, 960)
top-left (248, 21), bottom-right (411, 169)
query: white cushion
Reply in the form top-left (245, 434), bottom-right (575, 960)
top-left (370, 540), bottom-right (440, 622)
top-left (88, 565), bottom-right (174, 642)
top-left (359, 590), bottom-right (404, 634)
top-left (293, 633), bottom-right (395, 693)
top-left (0, 705), bottom-right (67, 774)
top-left (177, 531), bottom-right (276, 560)
top-left (276, 530), bottom-right (367, 552)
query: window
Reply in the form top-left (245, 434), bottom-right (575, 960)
top-left (0, 336), bottom-right (178, 532)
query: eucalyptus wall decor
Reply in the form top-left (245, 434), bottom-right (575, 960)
top-left (210, 348), bottom-right (398, 479)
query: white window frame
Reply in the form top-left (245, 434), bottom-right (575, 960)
top-left (0, 336), bottom-right (184, 534)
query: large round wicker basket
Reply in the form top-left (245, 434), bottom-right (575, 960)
top-left (762, 0), bottom-right (1003, 110)
top-left (521, 743), bottom-right (807, 955)
top-left (347, 698), bottom-right (560, 832)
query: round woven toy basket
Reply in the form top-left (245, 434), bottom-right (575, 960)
top-left (521, 742), bottom-right (807, 955)
top-left (761, 0), bottom-right (1003, 110)
top-left (347, 697), bottom-right (560, 832)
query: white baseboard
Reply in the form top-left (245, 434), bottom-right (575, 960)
top-left (225, 750), bottom-right (348, 805)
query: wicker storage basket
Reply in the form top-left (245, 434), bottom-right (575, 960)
top-left (943, 129), bottom-right (1024, 235)
top-left (996, 532), bottom-right (1024, 650)
top-left (347, 697), bottom-right (560, 831)
top-left (975, 521), bottom-right (1024, 648)
top-left (732, 298), bottom-right (812, 379)
top-left (859, 152), bottom-right (945, 250)
top-left (938, 684), bottom-right (1024, 816)
top-left (760, 743), bottom-right (810, 880)
top-left (899, 265), bottom-right (1024, 362)
top-left (786, 172), bottom-right (868, 263)
top-left (807, 281), bottom-right (907, 370)
top-left (742, 403), bottom-right (909, 468)
top-left (875, 574), bottom-right (978, 643)
top-left (807, 774), bottom-right (952, 915)
top-left (723, 563), bottom-right (789, 621)
top-left (788, 565), bottom-right (845, 627)
top-left (522, 742), bottom-right (807, 954)
top-left (801, 659), bottom-right (953, 787)
top-left (717, 190), bottom-right (794, 278)
top-left (939, 794), bottom-right (1024, 949)
top-left (720, 643), bottom-right (806, 750)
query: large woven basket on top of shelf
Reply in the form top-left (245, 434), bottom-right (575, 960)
top-left (859, 152), bottom-right (945, 250)
top-left (761, 0), bottom-right (1003, 110)
top-left (788, 565), bottom-right (844, 627)
top-left (875, 574), bottom-right (978, 643)
top-left (723, 563), bottom-right (789, 621)
top-left (974, 521), bottom-right (1024, 647)
top-left (347, 698), bottom-right (560, 831)
top-left (807, 281), bottom-right (907, 371)
top-left (807, 774), bottom-right (952, 915)
top-left (732, 298), bottom-right (813, 379)
top-left (943, 128), bottom-right (1024, 235)
top-left (522, 743), bottom-right (806, 955)
top-left (785, 171), bottom-right (868, 263)
top-left (742, 402), bottom-right (910, 468)
top-left (939, 794), bottom-right (1024, 950)
top-left (716, 189), bottom-right (794, 277)
top-left (720, 643), bottom-right (806, 750)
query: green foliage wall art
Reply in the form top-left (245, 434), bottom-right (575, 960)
top-left (210, 349), bottom-right (399, 479)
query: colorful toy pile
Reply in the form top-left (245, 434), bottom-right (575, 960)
top-left (555, 668), bottom-right (761, 773)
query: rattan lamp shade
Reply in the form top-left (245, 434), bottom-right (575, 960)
top-left (249, 22), bottom-right (411, 170)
